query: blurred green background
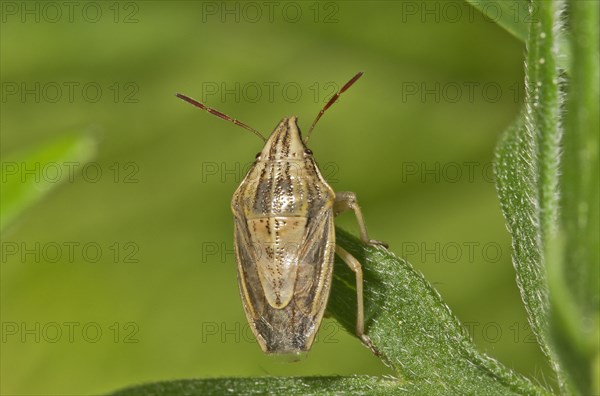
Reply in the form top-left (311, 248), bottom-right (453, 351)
top-left (1, 1), bottom-right (552, 394)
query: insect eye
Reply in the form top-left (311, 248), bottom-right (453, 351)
top-left (304, 149), bottom-right (313, 155)
top-left (255, 152), bottom-right (261, 159)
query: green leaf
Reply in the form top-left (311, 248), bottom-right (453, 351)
top-left (465, 0), bottom-right (529, 42)
top-left (495, 0), bottom-right (563, 377)
top-left (494, 0), bottom-right (599, 394)
top-left (330, 229), bottom-right (548, 394)
top-left (110, 376), bottom-right (396, 396)
top-left (549, 0), bottom-right (600, 394)
top-left (495, 113), bottom-right (565, 391)
top-left (495, 0), bottom-right (566, 388)
top-left (111, 229), bottom-right (550, 395)
top-left (0, 133), bottom-right (97, 231)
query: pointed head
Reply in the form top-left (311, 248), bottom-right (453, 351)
top-left (257, 116), bottom-right (311, 161)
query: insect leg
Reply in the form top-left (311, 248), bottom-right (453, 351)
top-left (333, 191), bottom-right (388, 248)
top-left (335, 245), bottom-right (367, 338)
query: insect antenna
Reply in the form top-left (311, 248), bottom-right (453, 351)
top-left (176, 93), bottom-right (267, 142)
top-left (304, 71), bottom-right (363, 144)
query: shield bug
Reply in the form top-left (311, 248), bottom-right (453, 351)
top-left (177, 72), bottom-right (386, 354)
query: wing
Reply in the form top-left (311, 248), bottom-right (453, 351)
top-left (293, 210), bottom-right (335, 318)
top-left (233, 209), bottom-right (335, 353)
top-left (233, 214), bottom-right (268, 324)
top-left (231, 155), bottom-right (336, 353)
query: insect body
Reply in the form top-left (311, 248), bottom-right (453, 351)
top-left (177, 72), bottom-right (385, 354)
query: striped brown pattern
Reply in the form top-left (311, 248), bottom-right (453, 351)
top-left (231, 117), bottom-right (336, 353)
